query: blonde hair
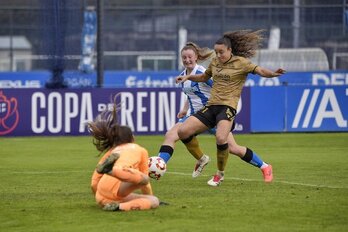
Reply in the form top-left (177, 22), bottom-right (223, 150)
top-left (181, 42), bottom-right (215, 62)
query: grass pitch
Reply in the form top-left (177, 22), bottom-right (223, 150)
top-left (0, 133), bottom-right (347, 232)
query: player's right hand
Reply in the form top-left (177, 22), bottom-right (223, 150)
top-left (177, 110), bottom-right (187, 118)
top-left (175, 75), bottom-right (188, 84)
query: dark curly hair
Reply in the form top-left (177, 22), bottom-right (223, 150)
top-left (215, 29), bottom-right (264, 58)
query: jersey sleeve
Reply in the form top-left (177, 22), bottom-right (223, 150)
top-left (91, 150), bottom-right (112, 194)
top-left (91, 170), bottom-right (103, 195)
top-left (242, 57), bottom-right (258, 74)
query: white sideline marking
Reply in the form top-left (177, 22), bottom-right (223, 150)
top-left (167, 171), bottom-right (348, 190)
top-left (6, 170), bottom-right (348, 190)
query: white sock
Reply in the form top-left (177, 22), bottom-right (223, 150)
top-left (200, 155), bottom-right (208, 161)
top-left (217, 170), bottom-right (224, 176)
top-left (260, 162), bottom-right (268, 169)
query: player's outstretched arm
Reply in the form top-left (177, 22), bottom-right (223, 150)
top-left (176, 73), bottom-right (209, 83)
top-left (254, 66), bottom-right (286, 78)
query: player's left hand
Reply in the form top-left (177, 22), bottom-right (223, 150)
top-left (274, 68), bottom-right (286, 75)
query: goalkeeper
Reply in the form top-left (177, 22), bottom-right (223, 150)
top-left (89, 97), bottom-right (159, 211)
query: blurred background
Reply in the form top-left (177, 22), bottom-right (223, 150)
top-left (0, 0), bottom-right (347, 73)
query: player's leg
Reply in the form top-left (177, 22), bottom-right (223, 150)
top-left (96, 166), bottom-right (149, 205)
top-left (227, 133), bottom-right (273, 182)
top-left (208, 106), bottom-right (236, 186)
top-left (207, 119), bottom-right (232, 186)
top-left (103, 193), bottom-right (160, 211)
top-left (97, 168), bottom-right (158, 211)
top-left (188, 135), bottom-right (211, 178)
top-left (114, 167), bottom-right (150, 197)
top-left (158, 122), bottom-right (181, 163)
top-left (178, 116), bottom-right (210, 177)
top-left (241, 146), bottom-right (273, 182)
top-left (158, 120), bottom-right (210, 178)
top-left (227, 133), bottom-right (246, 158)
top-left (177, 116), bottom-right (208, 159)
top-left (121, 193), bottom-right (159, 211)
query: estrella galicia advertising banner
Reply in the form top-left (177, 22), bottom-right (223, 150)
top-left (0, 88), bottom-right (251, 136)
top-left (1, 71), bottom-right (347, 88)
top-left (251, 86), bottom-right (348, 132)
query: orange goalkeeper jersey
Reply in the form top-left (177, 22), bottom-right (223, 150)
top-left (91, 143), bottom-right (153, 200)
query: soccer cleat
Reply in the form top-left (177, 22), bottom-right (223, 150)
top-left (96, 153), bottom-right (120, 174)
top-left (103, 202), bottom-right (120, 211)
top-left (192, 155), bottom-right (210, 178)
top-left (261, 165), bottom-right (273, 182)
top-left (207, 174), bottom-right (224, 186)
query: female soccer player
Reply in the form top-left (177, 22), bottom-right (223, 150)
top-left (89, 98), bottom-right (160, 211)
top-left (157, 42), bottom-right (214, 177)
top-left (176, 30), bottom-right (286, 186)
top-left (157, 40), bottom-right (276, 184)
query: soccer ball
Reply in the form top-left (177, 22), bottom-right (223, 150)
top-left (148, 156), bottom-right (167, 180)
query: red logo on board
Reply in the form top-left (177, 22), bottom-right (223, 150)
top-left (0, 91), bottom-right (19, 135)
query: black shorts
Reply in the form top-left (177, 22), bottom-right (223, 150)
top-left (193, 105), bottom-right (237, 129)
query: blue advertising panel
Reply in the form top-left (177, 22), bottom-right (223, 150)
top-left (250, 86), bottom-right (286, 132)
top-left (104, 71), bottom-right (178, 88)
top-left (249, 86), bottom-right (348, 132)
top-left (0, 71), bottom-right (96, 88)
top-left (247, 71), bottom-right (348, 86)
top-left (0, 88), bottom-right (251, 136)
top-left (234, 87), bottom-right (250, 133)
top-left (0, 71), bottom-right (50, 88)
top-left (1, 71), bottom-right (347, 88)
top-left (286, 86), bottom-right (348, 132)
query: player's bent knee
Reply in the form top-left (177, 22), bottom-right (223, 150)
top-left (164, 130), bottom-right (179, 142)
top-left (150, 196), bottom-right (160, 208)
top-left (216, 135), bottom-right (228, 145)
top-left (177, 127), bottom-right (190, 139)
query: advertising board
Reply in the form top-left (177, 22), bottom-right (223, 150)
top-left (0, 88), bottom-right (251, 136)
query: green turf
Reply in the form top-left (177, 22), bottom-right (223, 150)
top-left (0, 133), bottom-right (347, 231)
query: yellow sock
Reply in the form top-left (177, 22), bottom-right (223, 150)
top-left (217, 143), bottom-right (229, 171)
top-left (183, 136), bottom-right (204, 160)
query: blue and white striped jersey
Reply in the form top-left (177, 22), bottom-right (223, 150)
top-left (180, 64), bottom-right (213, 116)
